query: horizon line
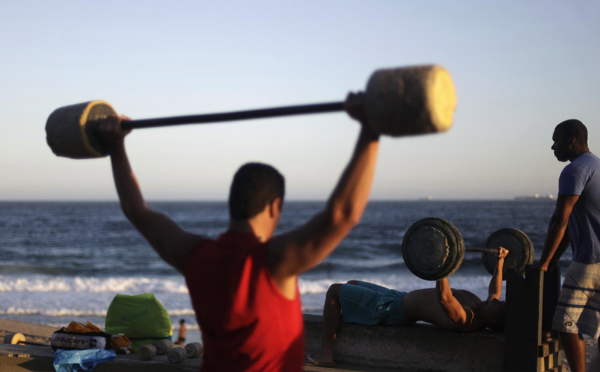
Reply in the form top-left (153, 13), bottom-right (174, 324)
top-left (0, 198), bottom-right (551, 203)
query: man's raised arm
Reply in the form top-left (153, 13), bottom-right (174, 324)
top-left (487, 247), bottom-right (508, 301)
top-left (268, 92), bottom-right (379, 287)
top-left (99, 115), bottom-right (204, 274)
top-left (436, 278), bottom-right (468, 327)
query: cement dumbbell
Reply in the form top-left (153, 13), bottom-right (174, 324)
top-left (45, 65), bottom-right (457, 159)
top-left (401, 218), bottom-right (535, 280)
top-left (4, 333), bottom-right (26, 345)
top-left (3, 333), bottom-right (47, 347)
top-left (167, 347), bottom-right (187, 364)
top-left (154, 339), bottom-right (173, 355)
top-left (138, 344), bottom-right (156, 361)
top-left (185, 342), bottom-right (203, 358)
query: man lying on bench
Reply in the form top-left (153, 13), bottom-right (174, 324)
top-left (305, 247), bottom-right (508, 367)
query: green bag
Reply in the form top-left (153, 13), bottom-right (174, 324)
top-left (105, 293), bottom-right (172, 348)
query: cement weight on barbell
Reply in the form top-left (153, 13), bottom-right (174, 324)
top-left (402, 218), bottom-right (465, 280)
top-left (481, 228), bottom-right (534, 277)
top-left (45, 65), bottom-right (457, 159)
top-left (401, 218), bottom-right (534, 280)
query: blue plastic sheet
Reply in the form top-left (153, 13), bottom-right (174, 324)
top-left (53, 349), bottom-right (117, 372)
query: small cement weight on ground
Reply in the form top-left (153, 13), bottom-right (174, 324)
top-left (168, 347), bottom-right (186, 364)
top-left (138, 344), bottom-right (156, 361)
top-left (154, 339), bottom-right (173, 355)
top-left (185, 342), bottom-right (203, 358)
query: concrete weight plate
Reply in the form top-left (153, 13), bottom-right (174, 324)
top-left (482, 228), bottom-right (534, 278)
top-left (46, 100), bottom-right (115, 159)
top-left (402, 218), bottom-right (465, 280)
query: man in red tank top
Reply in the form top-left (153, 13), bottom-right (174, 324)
top-left (98, 93), bottom-right (380, 371)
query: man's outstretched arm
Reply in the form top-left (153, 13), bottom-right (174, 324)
top-left (487, 247), bottom-right (508, 301)
top-left (436, 278), bottom-right (468, 326)
top-left (537, 195), bottom-right (578, 271)
top-left (268, 93), bottom-right (379, 285)
top-left (99, 115), bottom-right (205, 274)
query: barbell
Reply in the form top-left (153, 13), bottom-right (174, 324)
top-left (45, 65), bottom-right (457, 159)
top-left (401, 218), bottom-right (535, 280)
top-left (3, 333), bottom-right (47, 347)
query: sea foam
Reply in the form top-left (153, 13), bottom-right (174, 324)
top-left (0, 273), bottom-right (507, 297)
top-left (0, 275), bottom-right (188, 293)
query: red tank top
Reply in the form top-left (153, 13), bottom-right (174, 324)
top-left (185, 232), bottom-right (304, 372)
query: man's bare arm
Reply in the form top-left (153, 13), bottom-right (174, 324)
top-left (487, 247), bottom-right (508, 301)
top-left (268, 93), bottom-right (379, 281)
top-left (548, 229), bottom-right (570, 270)
top-left (538, 195), bottom-right (579, 271)
top-left (436, 278), bottom-right (468, 326)
top-left (100, 116), bottom-right (205, 274)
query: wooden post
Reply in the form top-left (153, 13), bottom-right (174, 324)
top-left (504, 267), bottom-right (566, 372)
top-left (542, 266), bottom-right (561, 332)
top-left (539, 266), bottom-right (565, 372)
top-left (504, 269), bottom-right (543, 372)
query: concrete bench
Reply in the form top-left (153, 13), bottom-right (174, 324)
top-left (304, 314), bottom-right (505, 372)
top-left (305, 269), bottom-right (568, 372)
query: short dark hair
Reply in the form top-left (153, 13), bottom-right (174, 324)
top-left (555, 119), bottom-right (588, 146)
top-left (228, 163), bottom-right (285, 220)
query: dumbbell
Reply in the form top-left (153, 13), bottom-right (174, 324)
top-left (167, 348), bottom-right (187, 364)
top-left (154, 339), bottom-right (173, 355)
top-left (3, 333), bottom-right (47, 347)
top-left (138, 344), bottom-right (156, 361)
top-left (45, 65), bottom-right (457, 159)
top-left (185, 342), bottom-right (203, 358)
top-left (401, 218), bottom-right (535, 280)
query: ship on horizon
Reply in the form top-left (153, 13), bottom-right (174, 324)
top-left (515, 193), bottom-right (555, 201)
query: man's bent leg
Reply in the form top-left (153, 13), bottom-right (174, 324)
top-left (310, 282), bottom-right (383, 364)
top-left (560, 332), bottom-right (586, 372)
top-left (310, 283), bottom-right (343, 364)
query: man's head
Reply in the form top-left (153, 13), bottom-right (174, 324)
top-left (228, 162), bottom-right (285, 221)
top-left (552, 119), bottom-right (589, 162)
top-left (476, 299), bottom-right (506, 332)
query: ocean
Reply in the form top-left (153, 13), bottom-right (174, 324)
top-left (0, 200), bottom-right (560, 343)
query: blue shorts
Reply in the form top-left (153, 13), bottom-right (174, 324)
top-left (338, 281), bottom-right (410, 326)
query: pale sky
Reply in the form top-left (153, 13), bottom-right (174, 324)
top-left (1, 1), bottom-right (598, 200)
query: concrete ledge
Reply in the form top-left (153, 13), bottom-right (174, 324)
top-left (0, 344), bottom-right (202, 372)
top-left (304, 314), bottom-right (505, 372)
top-left (1, 317), bottom-right (505, 371)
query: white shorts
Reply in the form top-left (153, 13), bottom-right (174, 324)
top-left (552, 262), bottom-right (600, 339)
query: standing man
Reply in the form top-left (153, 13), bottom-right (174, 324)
top-left (98, 92), bottom-right (380, 372)
top-left (536, 119), bottom-right (600, 372)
